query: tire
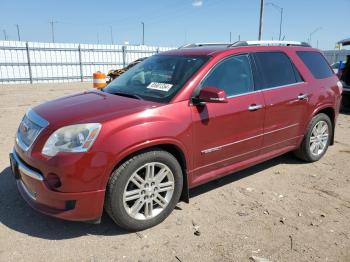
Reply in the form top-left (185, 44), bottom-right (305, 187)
top-left (105, 149), bottom-right (183, 231)
top-left (294, 113), bottom-right (332, 162)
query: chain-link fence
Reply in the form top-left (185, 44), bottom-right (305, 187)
top-left (0, 41), bottom-right (174, 84)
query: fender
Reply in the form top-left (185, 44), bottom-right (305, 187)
top-left (101, 137), bottom-right (191, 196)
top-left (307, 103), bottom-right (336, 145)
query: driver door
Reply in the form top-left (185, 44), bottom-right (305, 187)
top-left (190, 54), bottom-right (265, 183)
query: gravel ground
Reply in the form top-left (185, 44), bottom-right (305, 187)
top-left (0, 83), bottom-right (349, 262)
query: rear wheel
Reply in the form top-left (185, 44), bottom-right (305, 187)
top-left (294, 113), bottom-right (332, 162)
top-left (105, 150), bottom-right (183, 231)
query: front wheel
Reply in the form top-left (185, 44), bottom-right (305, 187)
top-left (294, 113), bottom-right (332, 162)
top-left (105, 150), bottom-right (183, 231)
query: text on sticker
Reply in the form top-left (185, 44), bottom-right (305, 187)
top-left (147, 82), bottom-right (173, 92)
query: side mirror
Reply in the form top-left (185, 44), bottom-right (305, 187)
top-left (193, 86), bottom-right (228, 105)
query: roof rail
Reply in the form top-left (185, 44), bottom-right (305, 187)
top-left (178, 42), bottom-right (231, 49)
top-left (229, 40), bottom-right (311, 47)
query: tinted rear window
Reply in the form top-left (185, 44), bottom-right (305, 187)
top-left (253, 51), bottom-right (299, 89)
top-left (297, 51), bottom-right (333, 79)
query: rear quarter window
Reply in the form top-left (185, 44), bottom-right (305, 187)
top-left (297, 51), bottom-right (334, 79)
top-left (253, 51), bottom-right (300, 89)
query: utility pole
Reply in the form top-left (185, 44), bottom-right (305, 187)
top-left (110, 26), bottom-right (114, 44)
top-left (229, 32), bottom-right (232, 42)
top-left (141, 22), bottom-right (145, 45)
top-left (49, 19), bottom-right (58, 43)
top-left (266, 2), bottom-right (283, 40)
top-left (308, 27), bottom-right (322, 45)
top-left (3, 29), bottom-right (8, 40)
top-left (258, 0), bottom-right (264, 40)
top-left (15, 24), bottom-right (21, 41)
top-left (279, 7), bottom-right (283, 41)
top-left (238, 34), bottom-right (241, 41)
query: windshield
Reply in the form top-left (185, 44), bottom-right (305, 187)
top-left (103, 55), bottom-right (209, 103)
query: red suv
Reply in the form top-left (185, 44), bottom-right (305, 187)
top-left (9, 41), bottom-right (342, 231)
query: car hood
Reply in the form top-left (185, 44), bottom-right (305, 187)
top-left (33, 90), bottom-right (162, 130)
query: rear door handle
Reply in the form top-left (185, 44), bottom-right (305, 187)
top-left (248, 104), bottom-right (263, 111)
top-left (297, 94), bottom-right (308, 101)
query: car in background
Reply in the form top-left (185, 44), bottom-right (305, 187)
top-left (331, 61), bottom-right (346, 75)
top-left (336, 38), bottom-right (350, 109)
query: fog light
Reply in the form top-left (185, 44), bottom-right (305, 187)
top-left (46, 173), bottom-right (61, 189)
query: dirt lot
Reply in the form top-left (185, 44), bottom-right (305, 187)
top-left (0, 83), bottom-right (349, 262)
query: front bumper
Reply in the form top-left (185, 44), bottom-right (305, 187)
top-left (10, 149), bottom-right (105, 222)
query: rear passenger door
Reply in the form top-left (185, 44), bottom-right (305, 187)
top-left (252, 51), bottom-right (308, 153)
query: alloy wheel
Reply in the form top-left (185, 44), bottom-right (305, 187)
top-left (122, 162), bottom-right (175, 220)
top-left (309, 120), bottom-right (329, 156)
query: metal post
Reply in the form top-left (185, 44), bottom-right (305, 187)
top-left (25, 42), bottom-right (33, 84)
top-left (229, 32), bottom-right (232, 42)
top-left (78, 44), bottom-right (83, 82)
top-left (16, 24), bottom-right (21, 41)
top-left (141, 22), bottom-right (145, 45)
top-left (258, 0), bottom-right (264, 40)
top-left (122, 45), bottom-right (126, 67)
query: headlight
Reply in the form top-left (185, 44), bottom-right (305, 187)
top-left (42, 123), bottom-right (101, 157)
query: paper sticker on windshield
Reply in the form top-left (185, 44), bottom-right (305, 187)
top-left (147, 82), bottom-right (173, 92)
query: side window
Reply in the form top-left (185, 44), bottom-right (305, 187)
top-left (296, 51), bottom-right (334, 79)
top-left (200, 54), bottom-right (254, 97)
top-left (254, 51), bottom-right (299, 89)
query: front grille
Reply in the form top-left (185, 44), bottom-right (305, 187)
top-left (16, 109), bottom-right (49, 151)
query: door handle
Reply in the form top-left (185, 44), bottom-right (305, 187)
top-left (248, 104), bottom-right (263, 111)
top-left (297, 94), bottom-right (308, 101)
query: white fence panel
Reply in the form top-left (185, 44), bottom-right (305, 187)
top-left (0, 41), bottom-right (175, 84)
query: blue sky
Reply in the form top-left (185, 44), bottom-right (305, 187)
top-left (0, 0), bottom-right (349, 50)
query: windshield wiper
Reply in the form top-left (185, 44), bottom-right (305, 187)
top-left (111, 92), bottom-right (143, 100)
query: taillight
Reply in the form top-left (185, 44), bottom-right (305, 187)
top-left (337, 81), bottom-right (343, 94)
